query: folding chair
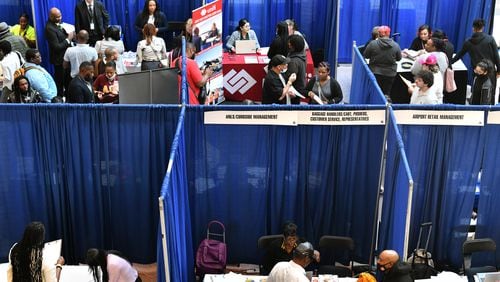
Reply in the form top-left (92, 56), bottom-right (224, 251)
top-left (463, 238), bottom-right (497, 282)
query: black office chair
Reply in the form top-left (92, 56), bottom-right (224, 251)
top-left (257, 234), bottom-right (283, 274)
top-left (463, 238), bottom-right (497, 282)
top-left (258, 234), bottom-right (283, 249)
top-left (318, 235), bottom-right (355, 277)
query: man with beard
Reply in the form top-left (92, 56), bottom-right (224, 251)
top-left (45, 7), bottom-right (74, 97)
top-left (377, 250), bottom-right (413, 282)
top-left (8, 75), bottom-right (43, 103)
top-left (67, 61), bottom-right (95, 103)
top-left (171, 42), bottom-right (213, 105)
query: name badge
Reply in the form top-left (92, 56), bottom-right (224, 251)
top-left (90, 23), bottom-right (95, 30)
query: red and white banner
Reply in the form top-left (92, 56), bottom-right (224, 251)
top-left (192, 0), bottom-right (224, 104)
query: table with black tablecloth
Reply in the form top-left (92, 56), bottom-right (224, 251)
top-left (390, 57), bottom-right (468, 104)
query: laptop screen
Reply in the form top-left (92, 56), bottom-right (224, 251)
top-left (235, 40), bottom-right (257, 54)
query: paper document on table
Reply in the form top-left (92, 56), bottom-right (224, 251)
top-left (43, 239), bottom-right (62, 265)
top-left (257, 47), bottom-right (269, 56)
top-left (312, 94), bottom-right (324, 105)
top-left (399, 74), bottom-right (413, 88)
top-left (244, 56), bottom-right (258, 64)
top-left (403, 49), bottom-right (419, 60)
top-left (289, 85), bottom-right (305, 98)
top-left (60, 23), bottom-right (75, 34)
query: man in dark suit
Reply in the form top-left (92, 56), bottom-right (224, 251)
top-left (67, 61), bottom-right (95, 103)
top-left (75, 0), bottom-right (109, 46)
top-left (45, 7), bottom-right (74, 97)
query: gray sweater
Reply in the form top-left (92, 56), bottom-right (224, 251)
top-left (364, 37), bottom-right (402, 77)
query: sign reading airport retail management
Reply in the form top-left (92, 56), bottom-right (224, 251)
top-left (394, 110), bottom-right (484, 126)
top-left (204, 110), bottom-right (386, 126)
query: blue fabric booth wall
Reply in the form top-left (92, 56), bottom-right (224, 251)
top-left (0, 104), bottom-right (180, 264)
top-left (378, 108), bottom-right (413, 257)
top-left (158, 107), bottom-right (194, 282)
top-left (475, 110), bottom-right (500, 267)
top-left (183, 105), bottom-right (385, 266)
top-left (394, 105), bottom-right (485, 269)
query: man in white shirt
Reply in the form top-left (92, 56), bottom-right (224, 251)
top-left (267, 242), bottom-right (315, 282)
top-left (63, 30), bottom-right (98, 79)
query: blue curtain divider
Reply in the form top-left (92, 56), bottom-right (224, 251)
top-left (349, 45), bottom-right (386, 104)
top-left (475, 109), bottom-right (500, 267)
top-left (378, 108), bottom-right (413, 258)
top-left (184, 104), bottom-right (386, 265)
top-left (392, 104), bottom-right (486, 269)
top-left (0, 104), bottom-right (180, 264)
top-left (158, 107), bottom-right (194, 282)
top-left (338, 0), bottom-right (494, 63)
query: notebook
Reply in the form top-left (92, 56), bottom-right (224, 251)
top-left (43, 239), bottom-right (62, 265)
top-left (235, 40), bottom-right (257, 54)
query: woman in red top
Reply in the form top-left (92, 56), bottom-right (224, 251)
top-left (93, 61), bottom-right (119, 103)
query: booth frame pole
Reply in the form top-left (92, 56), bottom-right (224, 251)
top-left (403, 180), bottom-right (414, 260)
top-left (368, 103), bottom-right (390, 267)
top-left (159, 197), bottom-right (171, 282)
top-left (334, 0), bottom-right (340, 77)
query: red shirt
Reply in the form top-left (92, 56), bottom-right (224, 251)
top-left (93, 74), bottom-right (119, 94)
top-left (172, 57), bottom-right (203, 105)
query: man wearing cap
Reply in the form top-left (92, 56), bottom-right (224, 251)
top-left (267, 242), bottom-right (315, 282)
top-left (0, 22), bottom-right (28, 60)
top-left (262, 54), bottom-right (297, 104)
top-left (363, 25), bottom-right (401, 102)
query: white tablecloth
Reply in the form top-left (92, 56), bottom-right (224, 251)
top-left (203, 273), bottom-right (357, 282)
top-left (204, 271), bottom-right (468, 282)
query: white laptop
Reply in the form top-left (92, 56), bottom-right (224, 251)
top-left (235, 40), bottom-right (257, 54)
top-left (478, 272), bottom-right (500, 282)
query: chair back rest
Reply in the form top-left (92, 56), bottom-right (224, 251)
top-left (257, 234), bottom-right (284, 250)
top-left (463, 238), bottom-right (497, 270)
top-left (319, 235), bottom-right (355, 267)
top-left (319, 236), bottom-right (355, 250)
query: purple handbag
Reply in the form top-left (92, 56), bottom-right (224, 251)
top-left (195, 221), bottom-right (227, 274)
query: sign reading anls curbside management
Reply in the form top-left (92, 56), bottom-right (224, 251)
top-left (204, 110), bottom-right (386, 126)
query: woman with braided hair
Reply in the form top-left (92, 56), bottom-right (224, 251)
top-left (8, 221), bottom-right (64, 282)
